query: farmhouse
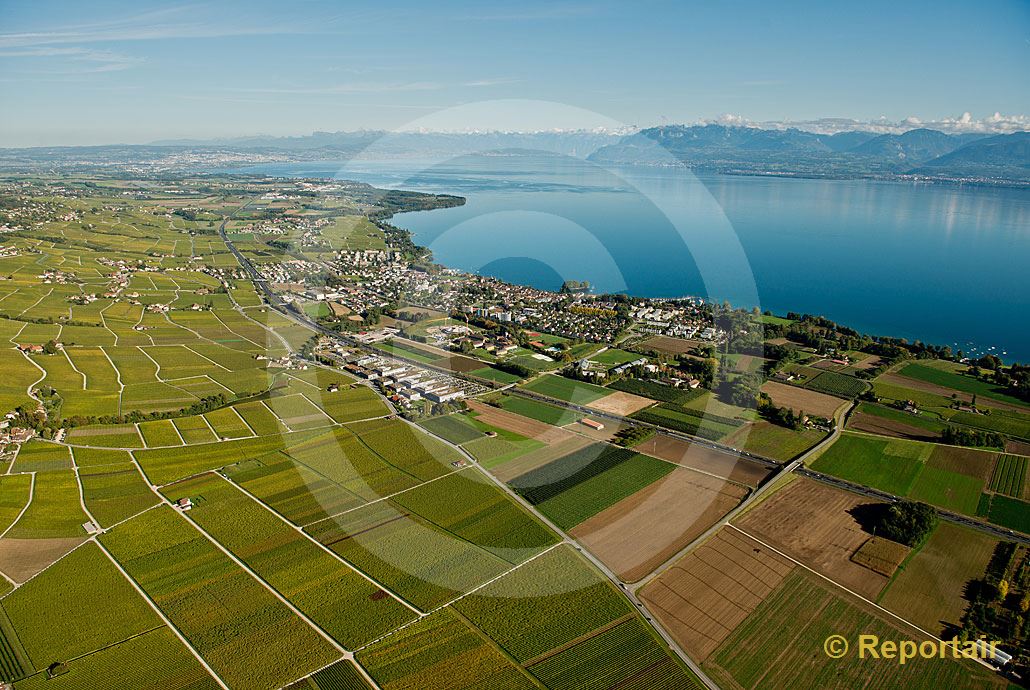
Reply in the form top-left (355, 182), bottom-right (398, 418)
top-left (580, 418), bottom-right (605, 431)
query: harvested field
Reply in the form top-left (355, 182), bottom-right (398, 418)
top-left (848, 410), bottom-right (939, 441)
top-left (587, 390), bottom-right (654, 416)
top-left (466, 400), bottom-right (573, 444)
top-left (571, 468), bottom-right (748, 582)
top-left (639, 335), bottom-right (701, 355)
top-left (760, 380), bottom-right (847, 419)
top-left (633, 435), bottom-right (771, 487)
top-left (435, 354), bottom-right (486, 373)
top-left (850, 537), bottom-right (910, 577)
top-left (927, 445), bottom-right (997, 481)
top-left (493, 435), bottom-right (594, 483)
top-left (735, 477), bottom-right (889, 599)
top-left (639, 528), bottom-right (794, 660)
top-left (879, 522), bottom-right (999, 636)
top-left (1006, 439), bottom-right (1030, 456)
top-left (0, 537), bottom-right (86, 582)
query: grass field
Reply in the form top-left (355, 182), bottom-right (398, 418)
top-left (897, 362), bottom-right (1028, 408)
top-left (535, 452), bottom-right (676, 530)
top-left (496, 395), bottom-right (582, 426)
top-left (100, 506), bottom-right (338, 689)
top-left (630, 405), bottom-right (739, 441)
top-left (138, 419), bottom-right (184, 447)
top-left (987, 494), bottom-right (1030, 533)
top-left (878, 522), bottom-right (998, 636)
top-left (810, 433), bottom-right (930, 496)
top-left (10, 440), bottom-right (72, 473)
top-left (417, 413), bottom-right (485, 445)
top-left (0, 475), bottom-right (32, 534)
top-left (519, 375), bottom-right (609, 405)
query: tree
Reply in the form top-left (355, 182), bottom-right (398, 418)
top-left (998, 580), bottom-right (1009, 600)
top-left (873, 500), bottom-right (938, 547)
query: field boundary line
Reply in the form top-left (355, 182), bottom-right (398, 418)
top-left (212, 472), bottom-right (423, 617)
top-left (94, 538), bottom-right (231, 690)
top-left (0, 472), bottom-right (33, 539)
top-left (230, 404), bottom-right (258, 436)
top-left (62, 347), bottom-right (87, 389)
top-left (302, 465), bottom-right (473, 528)
top-left (726, 523), bottom-right (997, 672)
top-left (167, 497), bottom-right (350, 655)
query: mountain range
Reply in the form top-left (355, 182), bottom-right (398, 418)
top-left (587, 125), bottom-right (1029, 181)
top-left (1, 126), bottom-right (1026, 183)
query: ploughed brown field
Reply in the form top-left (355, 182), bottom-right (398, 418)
top-left (571, 468), bottom-right (748, 582)
top-left (0, 537), bottom-right (86, 582)
top-left (759, 381), bottom-right (847, 419)
top-left (847, 411), bottom-right (939, 442)
top-left (587, 391), bottom-right (654, 416)
top-left (927, 445), bottom-right (997, 481)
top-left (467, 400), bottom-right (574, 444)
top-left (438, 354), bottom-right (488, 373)
top-left (735, 477), bottom-right (889, 600)
top-left (633, 435), bottom-right (771, 487)
top-left (639, 527), bottom-right (794, 660)
top-left (638, 335), bottom-right (702, 355)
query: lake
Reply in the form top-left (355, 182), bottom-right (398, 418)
top-left (242, 155), bottom-right (1030, 361)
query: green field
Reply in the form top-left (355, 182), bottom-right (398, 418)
top-left (10, 440), bottom-right (72, 473)
top-left (4, 470), bottom-right (89, 539)
top-left (987, 494), bottom-right (1030, 533)
top-left (803, 370), bottom-right (869, 398)
top-left (166, 473), bottom-right (415, 648)
top-left (0, 542), bottom-right (160, 669)
top-left (810, 433), bottom-right (930, 496)
top-left (588, 348), bottom-right (641, 366)
top-left (0, 474), bottom-right (32, 534)
top-left (897, 362), bottom-right (1029, 407)
top-left (989, 454), bottom-right (1027, 497)
top-left (519, 375), bottom-right (610, 405)
top-left (79, 462), bottom-right (159, 527)
top-left (496, 395), bottom-right (582, 426)
top-left (452, 545), bottom-right (633, 662)
top-left (305, 498), bottom-right (513, 610)
top-left (536, 452), bottom-right (676, 530)
top-left (630, 405), bottom-right (739, 441)
top-left (608, 378), bottom-right (699, 404)
top-left (100, 506), bottom-right (338, 688)
top-left (417, 413), bottom-right (485, 445)
top-left (138, 419), bottom-right (184, 447)
top-left (358, 608), bottom-right (536, 690)
top-left (509, 443), bottom-right (676, 528)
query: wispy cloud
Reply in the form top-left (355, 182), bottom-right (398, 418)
top-left (0, 46), bottom-right (143, 73)
top-left (463, 78), bottom-right (524, 88)
top-left (0, 4), bottom-right (329, 48)
top-left (232, 82), bottom-right (445, 95)
top-left (703, 112), bottom-right (1030, 135)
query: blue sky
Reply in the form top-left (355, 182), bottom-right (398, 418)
top-left (0, 0), bottom-right (1027, 146)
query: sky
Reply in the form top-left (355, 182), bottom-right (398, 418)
top-left (0, 0), bottom-right (1028, 146)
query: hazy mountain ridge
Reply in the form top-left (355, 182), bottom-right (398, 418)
top-left (588, 125), bottom-right (1029, 182)
top-left (0, 126), bottom-right (1026, 183)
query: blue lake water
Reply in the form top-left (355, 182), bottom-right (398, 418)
top-left (242, 155), bottom-right (1030, 361)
